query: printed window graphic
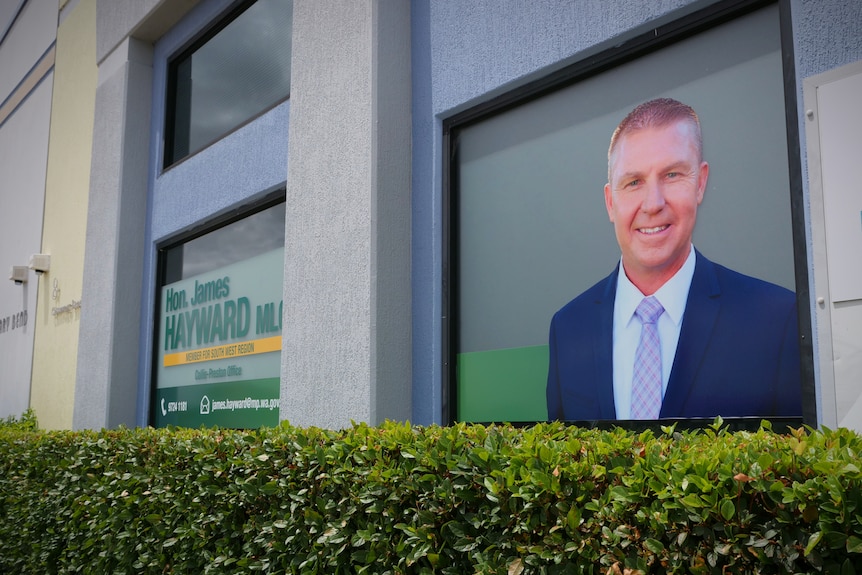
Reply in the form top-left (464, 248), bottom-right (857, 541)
top-left (449, 4), bottom-right (808, 424)
top-left (154, 202), bottom-right (285, 428)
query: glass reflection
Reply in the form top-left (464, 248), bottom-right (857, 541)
top-left (164, 202), bottom-right (285, 284)
top-left (167, 0), bottom-right (293, 164)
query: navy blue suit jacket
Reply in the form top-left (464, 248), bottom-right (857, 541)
top-left (546, 251), bottom-right (802, 420)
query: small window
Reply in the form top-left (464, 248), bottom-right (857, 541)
top-left (164, 0), bottom-right (293, 167)
top-left (153, 199), bottom-right (286, 428)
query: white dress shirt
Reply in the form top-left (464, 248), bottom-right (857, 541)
top-left (612, 245), bottom-right (696, 419)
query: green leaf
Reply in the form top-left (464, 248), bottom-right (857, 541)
top-left (824, 531), bottom-right (848, 549)
top-left (715, 543), bottom-right (732, 556)
top-left (484, 476), bottom-right (498, 494)
top-left (453, 538), bottom-right (477, 552)
top-left (757, 453), bottom-right (773, 472)
top-left (805, 531), bottom-right (823, 556)
top-left (508, 558), bottom-right (525, 575)
top-left (260, 480), bottom-right (278, 495)
top-left (567, 505), bottom-right (581, 532)
top-left (644, 538), bottom-right (665, 554)
top-left (4, 416), bottom-right (862, 573)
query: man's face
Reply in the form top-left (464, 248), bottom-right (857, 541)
top-left (604, 120), bottom-right (709, 293)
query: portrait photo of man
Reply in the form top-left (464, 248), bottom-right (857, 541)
top-left (546, 98), bottom-right (803, 421)
top-left (450, 5), bottom-right (809, 424)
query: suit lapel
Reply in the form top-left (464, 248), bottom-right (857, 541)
top-left (595, 268), bottom-right (618, 419)
top-left (660, 251), bottom-right (722, 417)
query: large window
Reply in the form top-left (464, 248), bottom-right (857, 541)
top-left (153, 198), bottom-right (285, 428)
top-left (445, 1), bottom-right (814, 426)
top-left (164, 0), bottom-right (292, 167)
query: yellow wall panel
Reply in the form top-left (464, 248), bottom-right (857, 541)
top-left (30, 0), bottom-right (97, 430)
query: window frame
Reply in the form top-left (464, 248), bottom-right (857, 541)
top-left (441, 0), bottom-right (815, 429)
top-left (150, 188), bottom-right (286, 428)
top-left (162, 0), bottom-right (291, 170)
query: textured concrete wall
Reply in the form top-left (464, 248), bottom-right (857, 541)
top-left (791, 0), bottom-right (862, 80)
top-left (73, 37), bottom-right (152, 430)
top-left (281, 1), bottom-right (412, 429)
top-left (30, 0), bottom-right (97, 430)
top-left (96, 0), bottom-right (198, 62)
top-left (410, 0), bottom-right (862, 424)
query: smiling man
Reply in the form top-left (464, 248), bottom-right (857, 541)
top-left (546, 98), bottom-right (802, 421)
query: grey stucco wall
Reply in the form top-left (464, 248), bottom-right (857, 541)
top-left (421, 0), bottom-right (860, 118)
top-left (74, 38), bottom-right (152, 430)
top-left (792, 0), bottom-right (862, 80)
top-left (370, 1), bottom-right (413, 424)
top-left (281, 1), bottom-right (412, 429)
top-left (96, 0), bottom-right (199, 63)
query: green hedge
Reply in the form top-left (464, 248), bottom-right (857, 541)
top-left (1, 418), bottom-right (861, 574)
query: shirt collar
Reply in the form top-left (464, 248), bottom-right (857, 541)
top-left (616, 245), bottom-right (696, 327)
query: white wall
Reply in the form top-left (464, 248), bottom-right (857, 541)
top-left (805, 58), bottom-right (862, 432)
top-left (0, 0), bottom-right (57, 420)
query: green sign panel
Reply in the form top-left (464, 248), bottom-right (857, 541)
top-left (457, 345), bottom-right (549, 423)
top-left (155, 378), bottom-right (280, 428)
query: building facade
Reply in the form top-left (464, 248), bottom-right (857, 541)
top-left (1, 0), bottom-right (860, 431)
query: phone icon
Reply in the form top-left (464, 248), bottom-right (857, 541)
top-left (161, 398), bottom-right (167, 416)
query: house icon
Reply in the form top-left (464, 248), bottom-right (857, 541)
top-left (200, 395), bottom-right (210, 415)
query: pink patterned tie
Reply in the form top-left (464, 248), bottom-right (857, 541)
top-left (631, 296), bottom-right (664, 419)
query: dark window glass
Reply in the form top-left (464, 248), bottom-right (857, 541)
top-left (162, 203), bottom-right (286, 283)
top-left (165, 0), bottom-right (292, 167)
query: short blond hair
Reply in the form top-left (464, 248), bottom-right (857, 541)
top-left (608, 98), bottom-right (703, 179)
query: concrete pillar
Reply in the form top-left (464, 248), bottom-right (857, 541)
top-left (73, 37), bottom-right (152, 429)
top-left (281, 1), bottom-right (412, 428)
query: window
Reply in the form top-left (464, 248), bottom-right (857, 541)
top-left (445, 1), bottom-right (812, 426)
top-left (153, 198), bottom-right (285, 428)
top-left (164, 0), bottom-right (293, 167)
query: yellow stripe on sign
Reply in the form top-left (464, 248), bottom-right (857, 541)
top-left (163, 335), bottom-right (282, 367)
